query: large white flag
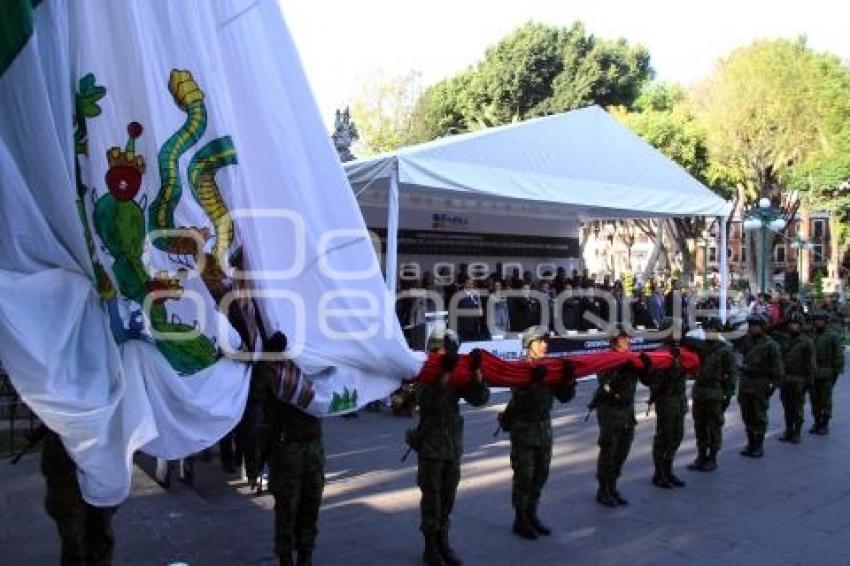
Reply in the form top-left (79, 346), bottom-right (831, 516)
top-left (0, 0), bottom-right (422, 506)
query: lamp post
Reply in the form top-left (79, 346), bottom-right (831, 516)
top-left (701, 229), bottom-right (711, 290)
top-left (790, 235), bottom-right (812, 283)
top-left (743, 197), bottom-right (787, 293)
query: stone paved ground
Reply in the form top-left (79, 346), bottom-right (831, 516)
top-left (2, 349), bottom-right (849, 566)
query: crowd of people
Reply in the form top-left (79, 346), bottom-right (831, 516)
top-left (398, 266), bottom-right (848, 347)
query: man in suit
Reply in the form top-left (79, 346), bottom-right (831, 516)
top-left (455, 275), bottom-right (484, 342)
top-left (649, 285), bottom-right (665, 329)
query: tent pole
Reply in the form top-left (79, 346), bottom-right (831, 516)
top-left (386, 161), bottom-right (400, 296)
top-left (719, 214), bottom-right (728, 323)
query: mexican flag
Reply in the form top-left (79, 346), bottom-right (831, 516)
top-left (0, 0), bottom-right (421, 506)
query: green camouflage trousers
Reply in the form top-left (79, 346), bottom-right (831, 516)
top-left (692, 399), bottom-right (726, 455)
top-left (780, 380), bottom-right (806, 429)
top-left (596, 408), bottom-right (635, 483)
top-left (809, 378), bottom-right (835, 420)
top-left (738, 389), bottom-right (769, 446)
top-left (652, 405), bottom-right (685, 466)
top-left (417, 457), bottom-right (461, 534)
top-left (41, 431), bottom-right (117, 566)
top-left (510, 442), bottom-right (551, 511)
top-left (268, 440), bottom-right (325, 556)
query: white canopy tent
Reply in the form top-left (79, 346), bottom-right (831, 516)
top-left (344, 105), bottom-right (732, 317)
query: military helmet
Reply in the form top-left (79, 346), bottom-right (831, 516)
top-left (427, 328), bottom-right (459, 353)
top-left (785, 311), bottom-right (805, 325)
top-left (522, 326), bottom-right (550, 349)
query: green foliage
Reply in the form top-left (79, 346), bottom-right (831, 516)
top-left (408, 21), bottom-right (653, 142)
top-left (692, 38), bottom-right (850, 202)
top-left (349, 70), bottom-right (423, 155)
top-left (811, 270), bottom-right (825, 301)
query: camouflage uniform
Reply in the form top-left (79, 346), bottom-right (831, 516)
top-left (257, 360), bottom-right (325, 565)
top-left (415, 370), bottom-right (489, 565)
top-left (773, 329), bottom-right (816, 443)
top-left (41, 430), bottom-right (117, 566)
top-left (507, 378), bottom-right (575, 517)
top-left (736, 327), bottom-right (784, 457)
top-left (647, 351), bottom-right (688, 487)
top-left (595, 361), bottom-right (647, 504)
top-left (810, 320), bottom-right (845, 433)
top-left (684, 337), bottom-right (737, 470)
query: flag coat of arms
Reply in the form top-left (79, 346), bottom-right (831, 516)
top-left (0, 0), bottom-right (421, 506)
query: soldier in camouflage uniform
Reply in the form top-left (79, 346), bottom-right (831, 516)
top-left (647, 340), bottom-right (688, 489)
top-left (506, 326), bottom-right (576, 539)
top-left (736, 315), bottom-right (784, 458)
top-left (593, 329), bottom-right (651, 507)
top-left (41, 428), bottom-right (118, 566)
top-left (258, 332), bottom-right (324, 566)
top-left (414, 329), bottom-right (489, 566)
top-left (773, 311), bottom-right (816, 444)
top-left (809, 311), bottom-right (845, 435)
top-left (684, 319), bottom-right (737, 472)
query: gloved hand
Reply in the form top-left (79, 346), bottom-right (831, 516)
top-left (265, 331), bottom-right (288, 354)
top-left (639, 352), bottom-right (653, 372)
top-left (531, 365), bottom-right (547, 382)
top-left (469, 348), bottom-right (483, 372)
top-left (562, 359), bottom-right (575, 382)
top-left (441, 351), bottom-right (459, 373)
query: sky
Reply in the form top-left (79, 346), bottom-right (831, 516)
top-left (278, 0), bottom-right (850, 130)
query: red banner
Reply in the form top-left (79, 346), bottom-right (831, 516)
top-left (416, 347), bottom-right (700, 388)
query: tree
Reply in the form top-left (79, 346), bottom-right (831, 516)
top-left (349, 70), bottom-right (423, 154)
top-left (692, 38), bottom-right (850, 289)
top-left (409, 22), bottom-right (653, 142)
top-left (692, 37), bottom-right (849, 202)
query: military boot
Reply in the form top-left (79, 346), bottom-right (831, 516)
top-left (750, 435), bottom-right (764, 458)
top-left (687, 449), bottom-right (707, 471)
top-left (296, 548), bottom-right (313, 566)
top-left (702, 451), bottom-right (718, 472)
top-left (438, 530), bottom-right (463, 566)
top-left (821, 416), bottom-right (830, 435)
top-left (423, 534), bottom-right (448, 566)
top-left (790, 422), bottom-right (802, 444)
top-left (778, 424), bottom-right (793, 443)
top-left (809, 414), bottom-right (823, 435)
top-left (512, 509), bottom-right (538, 540)
top-left (611, 481), bottom-right (629, 506)
top-left (528, 506), bottom-right (551, 536)
top-left (740, 430), bottom-right (755, 456)
top-left (652, 460), bottom-right (673, 489)
top-left (666, 461), bottom-right (686, 487)
top-left (279, 551), bottom-right (294, 566)
top-left (595, 480), bottom-right (617, 508)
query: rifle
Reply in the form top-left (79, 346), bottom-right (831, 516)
top-left (400, 445), bottom-right (413, 463)
top-left (10, 423), bottom-right (47, 465)
top-left (585, 388), bottom-right (602, 422)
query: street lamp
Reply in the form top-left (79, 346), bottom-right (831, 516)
top-left (790, 236), bottom-right (812, 282)
top-left (743, 198), bottom-right (786, 293)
